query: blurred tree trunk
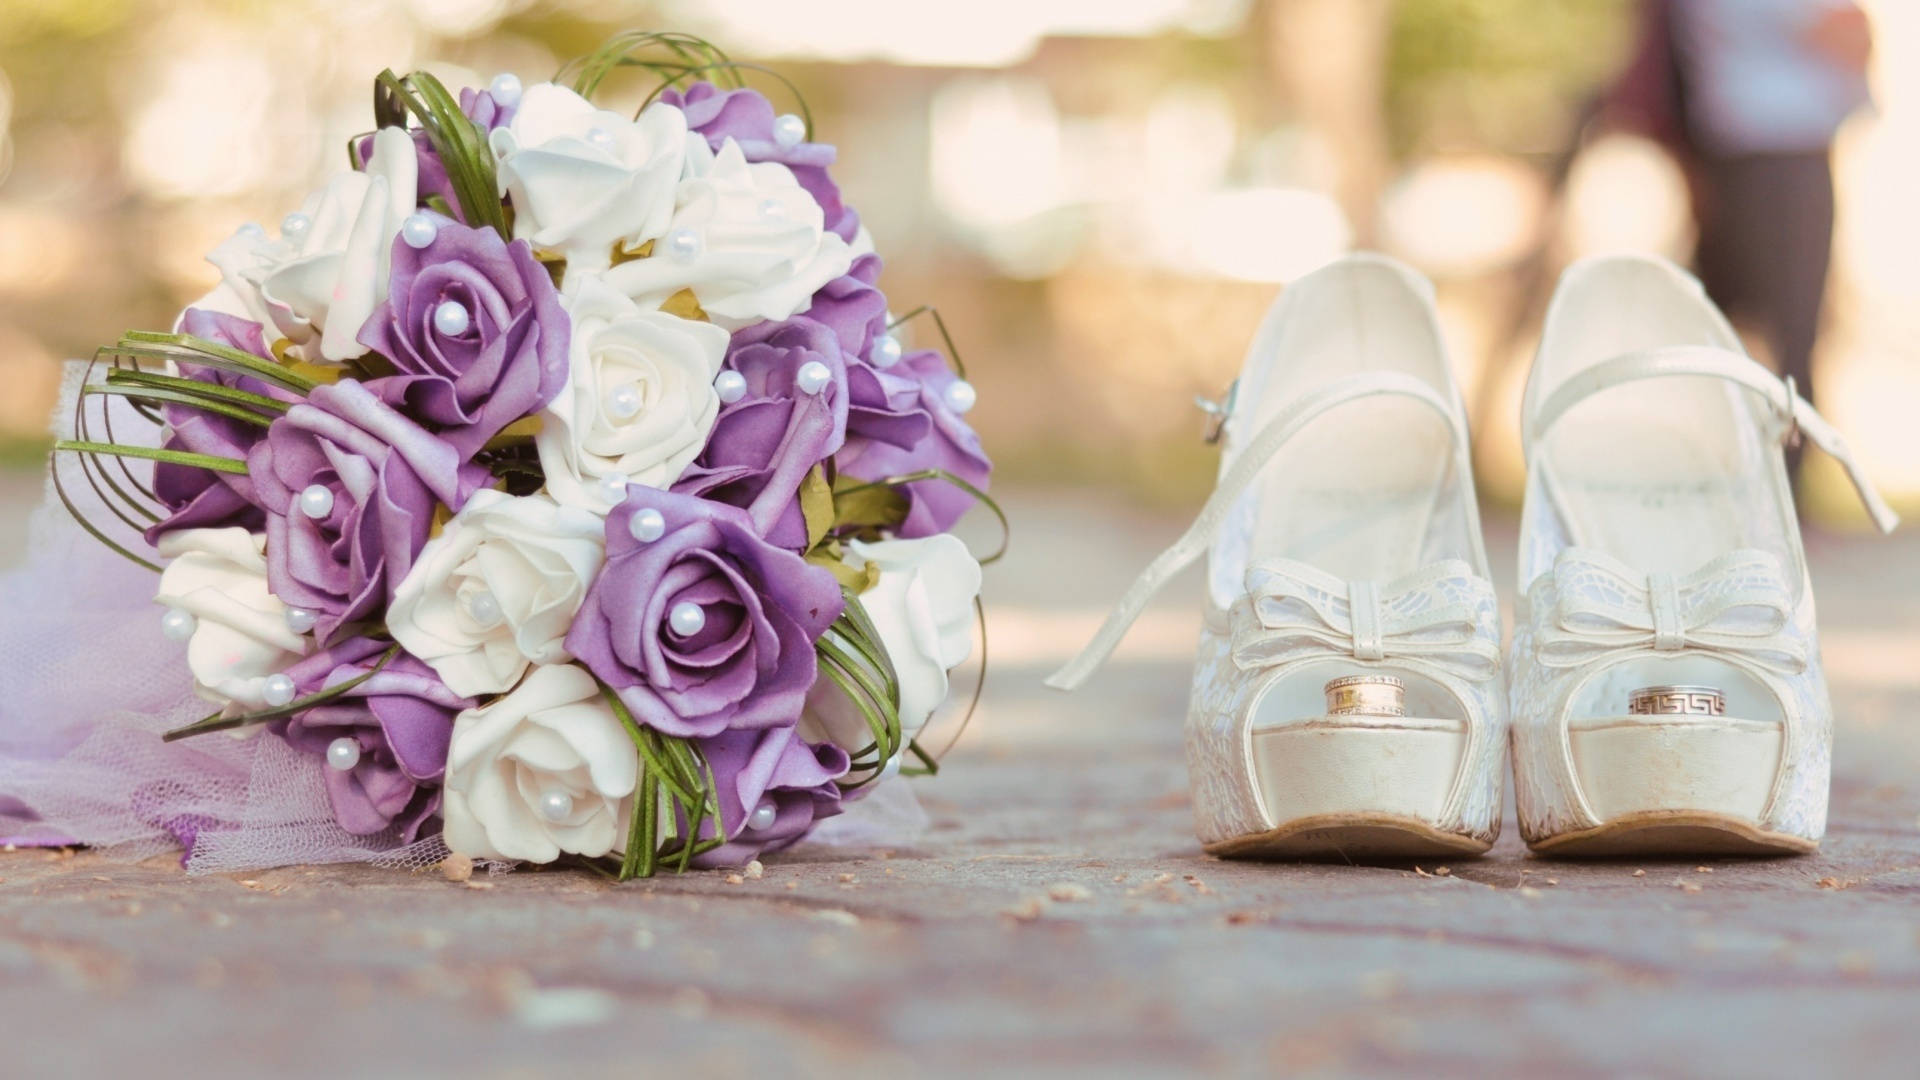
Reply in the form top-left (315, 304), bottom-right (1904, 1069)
top-left (1262, 0), bottom-right (1393, 245)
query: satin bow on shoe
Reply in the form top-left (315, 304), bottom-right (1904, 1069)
top-left (1534, 547), bottom-right (1808, 675)
top-left (1230, 558), bottom-right (1501, 683)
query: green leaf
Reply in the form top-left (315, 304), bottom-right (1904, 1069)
top-left (373, 69), bottom-right (510, 238)
top-left (830, 478), bottom-right (910, 533)
top-left (799, 464), bottom-right (835, 551)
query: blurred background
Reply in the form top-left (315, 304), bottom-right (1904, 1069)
top-left (0, 0), bottom-right (1915, 523)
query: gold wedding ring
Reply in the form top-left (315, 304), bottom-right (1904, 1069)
top-left (1628, 684), bottom-right (1726, 716)
top-left (1323, 675), bottom-right (1407, 717)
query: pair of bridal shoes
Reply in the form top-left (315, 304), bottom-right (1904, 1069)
top-left (1052, 252), bottom-right (1896, 860)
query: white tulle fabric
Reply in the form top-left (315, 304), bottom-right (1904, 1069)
top-left (1186, 557), bottom-right (1509, 845)
top-left (1509, 471), bottom-right (1832, 843)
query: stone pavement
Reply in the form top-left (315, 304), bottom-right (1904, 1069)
top-left (1, 484), bottom-right (1918, 1078)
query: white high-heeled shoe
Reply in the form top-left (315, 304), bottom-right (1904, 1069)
top-left (1510, 254), bottom-right (1898, 856)
top-left (1051, 254), bottom-right (1506, 859)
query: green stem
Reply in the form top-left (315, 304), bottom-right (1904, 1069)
top-left (55, 440), bottom-right (248, 476)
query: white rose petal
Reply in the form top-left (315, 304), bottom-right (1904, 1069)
top-left (536, 275), bottom-right (730, 513)
top-left (491, 83), bottom-right (687, 272)
top-left (187, 128), bottom-right (417, 362)
top-left (442, 664), bottom-right (639, 864)
top-left (604, 136), bottom-right (854, 329)
top-left (154, 527), bottom-right (311, 708)
top-left (801, 535), bottom-right (982, 764)
top-left (387, 490), bottom-right (607, 697)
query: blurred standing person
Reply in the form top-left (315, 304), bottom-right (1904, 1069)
top-left (1670, 0), bottom-right (1873, 481)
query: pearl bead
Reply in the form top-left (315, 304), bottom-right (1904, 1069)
top-left (326, 737), bottom-right (361, 771)
top-left (297, 483), bottom-right (334, 520)
top-left (284, 607), bottom-right (317, 635)
top-left (665, 227), bottom-right (701, 263)
top-left (262, 673), bottom-right (297, 707)
top-left (597, 473), bottom-right (630, 506)
top-left (604, 382), bottom-right (642, 421)
top-left (870, 333), bottom-right (902, 369)
top-left (488, 72), bottom-right (524, 108)
top-left (539, 789), bottom-right (574, 823)
top-left (772, 113), bottom-right (806, 149)
top-left (943, 379), bottom-right (978, 415)
top-left (668, 601), bottom-right (706, 637)
top-left (878, 753), bottom-right (903, 781)
top-left (400, 213), bottom-right (438, 249)
top-left (280, 212), bottom-right (311, 240)
top-left (714, 370), bottom-right (747, 405)
top-left (628, 507), bottom-right (666, 543)
top-left (465, 589), bottom-right (502, 627)
top-left (758, 197), bottom-right (784, 221)
top-left (237, 222), bottom-right (266, 239)
top-left (747, 798), bottom-right (777, 831)
top-left (432, 300), bottom-right (470, 337)
top-left (795, 361), bottom-right (831, 395)
top-left (160, 608), bottom-right (196, 642)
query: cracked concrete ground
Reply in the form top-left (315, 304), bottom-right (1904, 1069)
top-left (1, 482), bottom-right (1917, 1078)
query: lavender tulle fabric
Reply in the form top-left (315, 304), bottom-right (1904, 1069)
top-left (0, 364), bottom-right (922, 873)
top-left (0, 365), bottom-right (455, 872)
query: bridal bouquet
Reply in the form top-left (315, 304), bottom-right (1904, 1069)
top-left (47, 34), bottom-right (995, 878)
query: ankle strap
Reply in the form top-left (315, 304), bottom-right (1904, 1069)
top-left (1045, 371), bottom-right (1461, 691)
top-left (1528, 345), bottom-right (1898, 534)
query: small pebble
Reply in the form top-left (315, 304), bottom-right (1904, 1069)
top-left (1004, 897), bottom-right (1047, 921)
top-left (724, 873), bottom-right (745, 886)
top-left (1047, 882), bottom-right (1092, 903)
top-left (1434, 866), bottom-right (1452, 876)
top-left (744, 860), bottom-right (764, 880)
top-left (440, 854), bottom-right (474, 882)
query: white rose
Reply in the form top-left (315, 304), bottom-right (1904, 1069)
top-left (190, 127), bottom-right (418, 362)
top-left (442, 664), bottom-right (638, 864)
top-left (535, 275), bottom-right (730, 512)
top-left (490, 83), bottom-right (687, 272)
top-left (605, 136), bottom-right (854, 329)
top-left (386, 490), bottom-right (606, 697)
top-left (801, 536), bottom-right (982, 764)
top-left (154, 528), bottom-right (311, 708)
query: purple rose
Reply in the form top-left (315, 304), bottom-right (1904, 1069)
top-left (358, 217), bottom-right (569, 458)
top-left (802, 254), bottom-right (989, 537)
top-left (672, 318), bottom-right (851, 549)
top-left (271, 637), bottom-right (472, 841)
top-left (689, 724), bottom-right (847, 867)
top-left (355, 88), bottom-right (514, 225)
top-left (247, 379), bottom-right (488, 643)
top-left (565, 487), bottom-right (844, 739)
top-left (662, 82), bottom-right (859, 243)
top-left (147, 308), bottom-right (291, 543)
top-left (836, 345), bottom-right (992, 537)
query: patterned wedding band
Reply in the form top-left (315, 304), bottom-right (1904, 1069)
top-left (1324, 675), bottom-right (1407, 717)
top-left (1628, 684), bottom-right (1727, 716)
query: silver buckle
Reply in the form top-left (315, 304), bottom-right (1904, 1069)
top-left (1195, 380), bottom-right (1237, 445)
